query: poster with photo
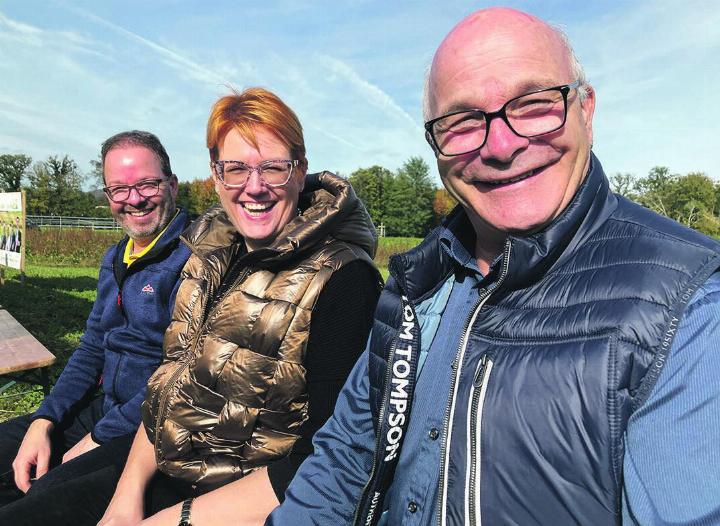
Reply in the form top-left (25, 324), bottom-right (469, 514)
top-left (0, 191), bottom-right (25, 271)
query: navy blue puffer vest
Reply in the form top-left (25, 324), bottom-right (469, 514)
top-left (367, 155), bottom-right (720, 524)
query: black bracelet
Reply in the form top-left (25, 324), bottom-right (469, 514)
top-left (178, 497), bottom-right (193, 526)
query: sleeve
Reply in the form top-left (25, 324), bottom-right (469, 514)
top-left (32, 259), bottom-right (113, 425)
top-left (267, 260), bottom-right (381, 501)
top-left (266, 349), bottom-right (378, 525)
top-left (622, 272), bottom-right (720, 525)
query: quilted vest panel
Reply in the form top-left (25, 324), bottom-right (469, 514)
top-left (145, 240), bottom-right (369, 489)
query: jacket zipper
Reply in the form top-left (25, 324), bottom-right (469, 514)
top-left (110, 259), bottom-right (130, 393)
top-left (152, 262), bottom-right (251, 459)
top-left (437, 239), bottom-right (511, 526)
top-left (467, 354), bottom-right (494, 526)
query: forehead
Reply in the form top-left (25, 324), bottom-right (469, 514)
top-left (429, 19), bottom-right (572, 115)
top-left (104, 146), bottom-right (163, 185)
top-left (218, 127), bottom-right (290, 159)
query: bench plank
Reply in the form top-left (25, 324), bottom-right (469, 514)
top-left (0, 309), bottom-right (56, 375)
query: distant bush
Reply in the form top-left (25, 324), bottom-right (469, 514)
top-left (26, 228), bottom-right (122, 266)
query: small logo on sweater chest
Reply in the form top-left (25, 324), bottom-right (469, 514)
top-left (141, 283), bottom-right (155, 295)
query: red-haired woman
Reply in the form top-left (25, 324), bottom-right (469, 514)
top-left (95, 87), bottom-right (381, 525)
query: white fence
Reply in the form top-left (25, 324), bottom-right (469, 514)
top-left (28, 216), bottom-right (386, 235)
top-left (26, 215), bottom-right (121, 230)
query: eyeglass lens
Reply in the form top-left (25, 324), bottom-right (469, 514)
top-left (106, 180), bottom-right (162, 202)
top-left (431, 88), bottom-right (568, 156)
top-left (218, 161), bottom-right (293, 187)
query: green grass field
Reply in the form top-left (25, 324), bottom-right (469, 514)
top-left (0, 234), bottom-right (421, 420)
top-left (0, 264), bottom-right (99, 420)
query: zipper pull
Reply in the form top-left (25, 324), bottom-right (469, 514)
top-left (117, 292), bottom-right (122, 306)
top-left (473, 354), bottom-right (489, 386)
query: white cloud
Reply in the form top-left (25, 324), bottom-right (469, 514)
top-left (61, 4), bottom-right (252, 88)
top-left (318, 54), bottom-right (424, 134)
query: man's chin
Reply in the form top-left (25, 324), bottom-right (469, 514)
top-left (120, 221), bottom-right (161, 242)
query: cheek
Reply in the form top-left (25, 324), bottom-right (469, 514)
top-left (280, 183), bottom-right (301, 212)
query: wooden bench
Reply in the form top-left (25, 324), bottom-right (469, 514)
top-left (0, 308), bottom-right (56, 394)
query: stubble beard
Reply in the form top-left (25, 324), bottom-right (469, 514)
top-left (116, 193), bottom-right (175, 243)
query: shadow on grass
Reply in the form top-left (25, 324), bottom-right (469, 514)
top-left (0, 274), bottom-right (97, 383)
top-left (29, 275), bottom-right (99, 293)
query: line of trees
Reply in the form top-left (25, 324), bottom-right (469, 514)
top-left (0, 153), bottom-right (101, 216)
top-left (0, 153), bottom-right (218, 218)
top-left (0, 152), bottom-right (456, 237)
top-left (4, 152), bottom-right (717, 240)
top-left (347, 156), bottom-right (456, 237)
top-left (610, 167), bottom-right (720, 237)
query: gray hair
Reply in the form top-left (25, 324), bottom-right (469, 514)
top-left (422, 23), bottom-right (590, 123)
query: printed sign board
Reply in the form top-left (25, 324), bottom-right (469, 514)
top-left (0, 191), bottom-right (26, 271)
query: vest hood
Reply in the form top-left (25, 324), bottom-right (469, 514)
top-left (181, 171), bottom-right (378, 266)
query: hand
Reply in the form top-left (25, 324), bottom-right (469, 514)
top-left (12, 418), bottom-right (53, 492)
top-left (62, 432), bottom-right (99, 464)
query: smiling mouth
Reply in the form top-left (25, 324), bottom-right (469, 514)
top-left (126, 209), bottom-right (153, 217)
top-left (242, 202), bottom-right (275, 217)
top-left (483, 169), bottom-right (536, 187)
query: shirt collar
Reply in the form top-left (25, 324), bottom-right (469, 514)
top-left (438, 212), bottom-right (481, 276)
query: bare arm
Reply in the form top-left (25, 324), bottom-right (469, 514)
top-left (139, 467), bottom-right (278, 526)
top-left (98, 425), bottom-right (158, 526)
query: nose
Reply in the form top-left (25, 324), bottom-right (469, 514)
top-left (480, 116), bottom-right (529, 163)
top-left (243, 168), bottom-right (267, 195)
top-left (125, 186), bottom-right (146, 207)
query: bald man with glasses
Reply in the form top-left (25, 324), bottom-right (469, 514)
top-left (270, 8), bottom-right (720, 526)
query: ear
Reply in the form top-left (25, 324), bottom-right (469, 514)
top-left (580, 85), bottom-right (596, 147)
top-left (210, 163), bottom-right (222, 195)
top-left (168, 174), bottom-right (179, 199)
top-left (296, 162), bottom-right (307, 193)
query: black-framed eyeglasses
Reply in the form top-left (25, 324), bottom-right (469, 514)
top-left (424, 80), bottom-right (582, 157)
top-left (103, 178), bottom-right (168, 203)
top-left (212, 159), bottom-right (299, 189)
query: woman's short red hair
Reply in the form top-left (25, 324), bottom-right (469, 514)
top-left (206, 87), bottom-right (307, 168)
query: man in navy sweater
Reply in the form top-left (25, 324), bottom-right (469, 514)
top-left (0, 131), bottom-right (190, 508)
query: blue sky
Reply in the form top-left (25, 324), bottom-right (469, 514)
top-left (0, 0), bottom-right (718, 187)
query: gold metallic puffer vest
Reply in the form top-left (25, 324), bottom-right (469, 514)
top-left (142, 172), bottom-right (378, 490)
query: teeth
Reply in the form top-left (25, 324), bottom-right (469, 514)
top-left (485, 171), bottom-right (533, 186)
top-left (128, 210), bottom-right (151, 216)
top-left (243, 202), bottom-right (273, 216)
top-left (244, 202), bottom-right (271, 211)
